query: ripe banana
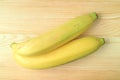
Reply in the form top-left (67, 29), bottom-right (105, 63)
top-left (13, 36), bottom-right (105, 69)
top-left (11, 13), bottom-right (98, 56)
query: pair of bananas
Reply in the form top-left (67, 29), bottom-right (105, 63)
top-left (11, 12), bottom-right (105, 69)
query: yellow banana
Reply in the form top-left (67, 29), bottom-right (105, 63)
top-left (11, 13), bottom-right (97, 56)
top-left (13, 36), bottom-right (105, 69)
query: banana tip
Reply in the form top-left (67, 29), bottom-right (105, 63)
top-left (10, 42), bottom-right (17, 48)
top-left (100, 38), bottom-right (105, 45)
top-left (90, 12), bottom-right (98, 19)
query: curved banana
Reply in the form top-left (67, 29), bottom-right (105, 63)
top-left (13, 36), bottom-right (105, 69)
top-left (11, 13), bottom-right (98, 56)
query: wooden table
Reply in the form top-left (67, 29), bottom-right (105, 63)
top-left (0, 0), bottom-right (120, 80)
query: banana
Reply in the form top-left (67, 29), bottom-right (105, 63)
top-left (13, 36), bottom-right (105, 69)
top-left (11, 13), bottom-right (98, 56)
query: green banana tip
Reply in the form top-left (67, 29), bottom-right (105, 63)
top-left (99, 38), bottom-right (105, 45)
top-left (90, 12), bottom-right (98, 19)
top-left (10, 42), bottom-right (17, 48)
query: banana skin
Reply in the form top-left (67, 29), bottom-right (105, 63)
top-left (11, 13), bottom-right (98, 56)
top-left (13, 36), bottom-right (105, 69)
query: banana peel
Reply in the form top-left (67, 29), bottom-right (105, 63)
top-left (11, 12), bottom-right (98, 56)
top-left (13, 36), bottom-right (105, 69)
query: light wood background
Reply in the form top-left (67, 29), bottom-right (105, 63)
top-left (0, 0), bottom-right (120, 80)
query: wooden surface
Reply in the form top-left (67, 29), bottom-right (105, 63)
top-left (0, 0), bottom-right (120, 80)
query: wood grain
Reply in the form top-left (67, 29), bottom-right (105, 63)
top-left (0, 0), bottom-right (120, 80)
top-left (0, 0), bottom-right (120, 35)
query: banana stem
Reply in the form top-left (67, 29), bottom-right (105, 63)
top-left (99, 38), bottom-right (105, 45)
top-left (10, 42), bottom-right (17, 48)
